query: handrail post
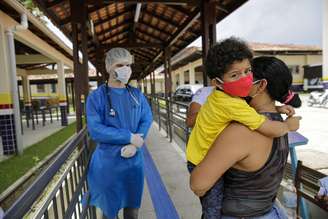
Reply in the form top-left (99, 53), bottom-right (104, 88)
top-left (157, 96), bottom-right (161, 131)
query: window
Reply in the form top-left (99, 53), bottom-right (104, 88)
top-left (37, 84), bottom-right (45, 93)
top-left (51, 84), bottom-right (56, 93)
top-left (288, 65), bottom-right (300, 74)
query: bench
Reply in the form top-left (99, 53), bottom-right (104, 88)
top-left (295, 160), bottom-right (328, 217)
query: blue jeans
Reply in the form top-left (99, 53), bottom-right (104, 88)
top-left (187, 162), bottom-right (224, 219)
top-left (221, 202), bottom-right (288, 219)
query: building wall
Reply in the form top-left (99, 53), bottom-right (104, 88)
top-left (275, 54), bottom-right (322, 85)
top-left (141, 53), bottom-right (322, 94)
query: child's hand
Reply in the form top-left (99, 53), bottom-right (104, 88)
top-left (285, 116), bottom-right (302, 131)
top-left (276, 105), bottom-right (295, 117)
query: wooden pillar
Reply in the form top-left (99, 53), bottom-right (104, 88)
top-left (71, 81), bottom-right (75, 112)
top-left (65, 79), bottom-right (70, 114)
top-left (164, 47), bottom-right (173, 142)
top-left (201, 0), bottom-right (217, 86)
top-left (164, 48), bottom-right (172, 98)
top-left (143, 79), bottom-right (147, 95)
top-left (70, 0), bottom-right (84, 131)
top-left (80, 3), bottom-right (89, 118)
top-left (151, 71), bottom-right (156, 96)
top-left (95, 45), bottom-right (105, 86)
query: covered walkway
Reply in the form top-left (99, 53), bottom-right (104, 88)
top-left (121, 123), bottom-right (200, 219)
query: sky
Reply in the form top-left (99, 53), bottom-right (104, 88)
top-left (189, 0), bottom-right (323, 47)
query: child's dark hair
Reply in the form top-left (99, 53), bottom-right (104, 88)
top-left (205, 37), bottom-right (253, 79)
top-left (252, 56), bottom-right (302, 108)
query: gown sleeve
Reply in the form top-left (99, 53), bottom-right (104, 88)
top-left (86, 91), bottom-right (132, 145)
top-left (136, 93), bottom-right (153, 138)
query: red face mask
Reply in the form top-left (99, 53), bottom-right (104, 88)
top-left (217, 73), bottom-right (253, 97)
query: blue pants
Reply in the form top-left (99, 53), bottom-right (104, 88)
top-left (221, 202), bottom-right (288, 219)
top-left (187, 162), bottom-right (224, 219)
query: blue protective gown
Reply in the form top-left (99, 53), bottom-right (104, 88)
top-left (86, 84), bottom-right (153, 218)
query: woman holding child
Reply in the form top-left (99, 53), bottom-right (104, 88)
top-left (188, 38), bottom-right (301, 218)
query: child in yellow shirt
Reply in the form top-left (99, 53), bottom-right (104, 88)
top-left (186, 37), bottom-right (299, 219)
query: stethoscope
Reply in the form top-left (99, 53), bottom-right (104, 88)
top-left (106, 84), bottom-right (140, 117)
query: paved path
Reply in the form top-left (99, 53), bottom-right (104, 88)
top-left (115, 123), bottom-right (201, 219)
top-left (294, 94), bottom-right (328, 172)
top-left (21, 115), bottom-right (76, 149)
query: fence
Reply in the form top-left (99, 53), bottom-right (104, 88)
top-left (147, 94), bottom-right (190, 144)
top-left (3, 128), bottom-right (96, 219)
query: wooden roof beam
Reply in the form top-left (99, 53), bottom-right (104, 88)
top-left (142, 10), bottom-right (179, 28)
top-left (128, 3), bottom-right (142, 42)
top-left (145, 9), bottom-right (200, 72)
top-left (60, 6), bottom-right (132, 26)
top-left (168, 5), bottom-right (195, 15)
top-left (101, 0), bottom-right (198, 5)
top-left (138, 21), bottom-right (171, 37)
top-left (134, 46), bottom-right (157, 56)
top-left (136, 28), bottom-right (165, 43)
top-left (96, 21), bottom-right (131, 38)
top-left (93, 10), bottom-right (132, 27)
top-left (131, 48), bottom-right (154, 60)
top-left (45, 0), bottom-right (64, 8)
top-left (102, 42), bottom-right (164, 50)
top-left (99, 30), bottom-right (129, 44)
top-left (132, 53), bottom-right (152, 62)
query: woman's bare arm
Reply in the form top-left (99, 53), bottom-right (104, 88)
top-left (190, 123), bottom-right (258, 196)
top-left (186, 102), bottom-right (202, 128)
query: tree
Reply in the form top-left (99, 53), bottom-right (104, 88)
top-left (19, 0), bottom-right (45, 21)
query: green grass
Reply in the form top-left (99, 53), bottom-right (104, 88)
top-left (159, 100), bottom-right (166, 108)
top-left (0, 122), bottom-right (76, 194)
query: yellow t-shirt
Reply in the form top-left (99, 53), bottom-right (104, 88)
top-left (186, 89), bottom-right (266, 165)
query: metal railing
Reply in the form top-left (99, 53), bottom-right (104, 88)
top-left (3, 128), bottom-right (96, 219)
top-left (148, 94), bottom-right (190, 144)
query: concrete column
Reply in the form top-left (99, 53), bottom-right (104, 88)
top-left (0, 24), bottom-right (19, 155)
top-left (179, 71), bottom-right (185, 86)
top-left (323, 0), bottom-right (328, 88)
top-left (22, 75), bottom-right (32, 127)
top-left (57, 61), bottom-right (68, 126)
top-left (189, 64), bottom-right (196, 85)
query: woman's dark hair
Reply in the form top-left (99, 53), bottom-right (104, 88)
top-left (205, 37), bottom-right (253, 79)
top-left (252, 56), bottom-right (302, 108)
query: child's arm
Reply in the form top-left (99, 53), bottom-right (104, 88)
top-left (256, 116), bottom-right (301, 138)
top-left (224, 99), bottom-right (301, 138)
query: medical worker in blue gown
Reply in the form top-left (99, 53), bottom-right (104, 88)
top-left (86, 48), bottom-right (153, 219)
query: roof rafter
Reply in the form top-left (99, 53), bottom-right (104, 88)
top-left (138, 21), bottom-right (171, 37)
top-left (96, 21), bottom-right (131, 38)
top-left (94, 10), bottom-right (132, 27)
top-left (145, 8), bottom-right (200, 72)
top-left (99, 30), bottom-right (129, 44)
top-left (142, 10), bottom-right (179, 28)
top-left (45, 0), bottom-right (64, 8)
top-left (135, 28), bottom-right (164, 43)
top-left (60, 5), bottom-right (132, 26)
top-left (102, 42), bottom-right (164, 50)
top-left (97, 0), bottom-right (198, 5)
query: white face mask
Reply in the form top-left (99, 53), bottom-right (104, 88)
top-left (114, 66), bottom-right (132, 84)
